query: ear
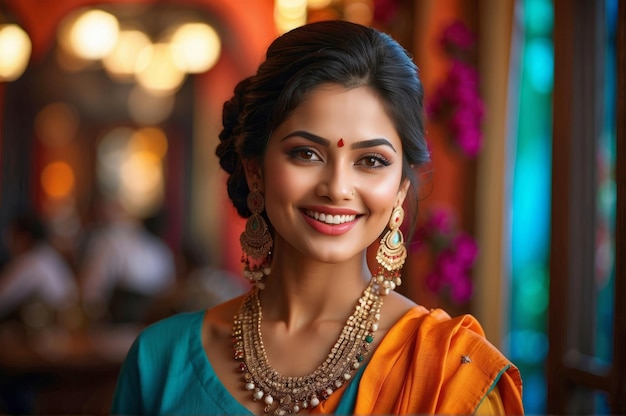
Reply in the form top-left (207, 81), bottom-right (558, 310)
top-left (396, 178), bottom-right (411, 207)
top-left (242, 158), bottom-right (264, 192)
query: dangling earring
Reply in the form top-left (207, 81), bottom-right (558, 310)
top-left (240, 184), bottom-right (273, 289)
top-left (374, 205), bottom-right (407, 295)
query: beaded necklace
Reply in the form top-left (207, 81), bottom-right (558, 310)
top-left (232, 280), bottom-right (383, 415)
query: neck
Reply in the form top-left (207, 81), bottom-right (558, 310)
top-left (259, 245), bottom-right (372, 331)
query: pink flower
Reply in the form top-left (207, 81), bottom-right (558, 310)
top-left (428, 207), bottom-right (455, 235)
top-left (441, 21), bottom-right (476, 52)
top-left (449, 61), bottom-right (479, 86)
top-left (437, 250), bottom-right (463, 283)
top-left (413, 207), bottom-right (479, 305)
top-left (450, 275), bottom-right (473, 303)
top-left (456, 128), bottom-right (482, 157)
top-left (453, 233), bottom-right (479, 267)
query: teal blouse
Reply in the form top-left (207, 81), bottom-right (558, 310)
top-left (111, 311), bottom-right (364, 415)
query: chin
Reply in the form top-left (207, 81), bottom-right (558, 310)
top-left (302, 245), bottom-right (365, 265)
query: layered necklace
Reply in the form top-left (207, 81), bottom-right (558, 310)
top-left (232, 280), bottom-right (383, 415)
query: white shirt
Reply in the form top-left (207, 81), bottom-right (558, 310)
top-left (0, 242), bottom-right (78, 318)
top-left (82, 221), bottom-right (175, 304)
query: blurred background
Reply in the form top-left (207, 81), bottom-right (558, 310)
top-left (0, 0), bottom-right (623, 414)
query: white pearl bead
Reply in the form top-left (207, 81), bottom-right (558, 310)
top-left (343, 373), bottom-right (352, 380)
top-left (371, 323), bottom-right (379, 331)
top-left (325, 388), bottom-right (333, 396)
top-left (253, 390), bottom-right (264, 400)
top-left (310, 397), bottom-right (320, 407)
top-left (245, 382), bottom-right (255, 391)
top-left (264, 395), bottom-right (273, 405)
top-left (293, 405), bottom-right (300, 413)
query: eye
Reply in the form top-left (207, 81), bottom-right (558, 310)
top-left (287, 147), bottom-right (321, 162)
top-left (356, 154), bottom-right (391, 168)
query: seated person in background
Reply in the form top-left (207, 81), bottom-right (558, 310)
top-left (79, 199), bottom-right (175, 324)
top-left (0, 211), bottom-right (78, 326)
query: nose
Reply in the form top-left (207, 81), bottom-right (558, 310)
top-left (316, 162), bottom-right (355, 202)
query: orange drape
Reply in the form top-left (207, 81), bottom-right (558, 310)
top-left (314, 307), bottom-right (523, 414)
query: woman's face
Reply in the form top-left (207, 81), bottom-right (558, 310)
top-left (256, 83), bottom-right (408, 264)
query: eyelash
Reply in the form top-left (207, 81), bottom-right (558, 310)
top-left (356, 153), bottom-right (392, 168)
top-left (287, 147), bottom-right (321, 162)
top-left (286, 147), bottom-right (392, 168)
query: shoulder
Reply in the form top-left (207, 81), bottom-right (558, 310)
top-left (362, 308), bottom-right (522, 413)
top-left (385, 307), bottom-right (503, 366)
top-left (132, 310), bottom-right (205, 354)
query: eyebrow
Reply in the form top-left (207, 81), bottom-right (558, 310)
top-left (280, 130), bottom-right (397, 153)
top-left (351, 138), bottom-right (397, 153)
top-left (280, 131), bottom-right (329, 146)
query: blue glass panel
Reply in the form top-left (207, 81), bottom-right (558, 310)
top-left (509, 0), bottom-right (553, 413)
top-left (593, 0), bottom-right (617, 412)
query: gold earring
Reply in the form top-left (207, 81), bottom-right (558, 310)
top-left (374, 206), bottom-right (407, 295)
top-left (240, 185), bottom-right (273, 289)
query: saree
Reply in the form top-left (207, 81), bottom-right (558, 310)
top-left (314, 306), bottom-right (524, 414)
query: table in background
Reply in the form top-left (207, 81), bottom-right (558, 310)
top-left (0, 323), bottom-right (140, 415)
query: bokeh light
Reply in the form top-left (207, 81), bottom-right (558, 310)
top-left (129, 127), bottom-right (168, 159)
top-left (63, 9), bottom-right (120, 60)
top-left (41, 161), bottom-right (76, 199)
top-left (169, 23), bottom-right (221, 74)
top-left (35, 102), bottom-right (79, 147)
top-left (103, 29), bottom-right (151, 81)
top-left (275, 0), bottom-right (307, 33)
top-left (306, 0), bottom-right (333, 9)
top-left (0, 24), bottom-right (32, 81)
top-left (97, 127), bottom-right (168, 217)
top-left (135, 42), bottom-right (186, 95)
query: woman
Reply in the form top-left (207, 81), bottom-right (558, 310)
top-left (111, 20), bottom-right (523, 415)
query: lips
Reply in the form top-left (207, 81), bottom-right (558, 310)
top-left (305, 210), bottom-right (357, 225)
top-left (301, 207), bottom-right (361, 236)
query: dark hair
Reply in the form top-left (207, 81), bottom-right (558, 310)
top-left (216, 20), bottom-right (430, 229)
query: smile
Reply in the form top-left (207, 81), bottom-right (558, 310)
top-left (305, 210), bottom-right (357, 225)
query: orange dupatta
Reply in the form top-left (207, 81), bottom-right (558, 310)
top-left (314, 306), bottom-right (523, 414)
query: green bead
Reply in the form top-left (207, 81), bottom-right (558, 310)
top-left (365, 335), bottom-right (374, 343)
top-left (357, 355), bottom-right (364, 362)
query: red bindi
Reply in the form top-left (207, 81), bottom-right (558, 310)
top-left (337, 138), bottom-right (345, 147)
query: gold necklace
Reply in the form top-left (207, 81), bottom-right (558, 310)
top-left (232, 280), bottom-right (383, 415)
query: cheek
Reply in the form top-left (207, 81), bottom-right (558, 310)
top-left (262, 162), bottom-right (309, 210)
top-left (359, 173), bottom-right (404, 210)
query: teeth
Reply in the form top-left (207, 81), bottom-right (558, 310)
top-left (306, 210), bottom-right (356, 225)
